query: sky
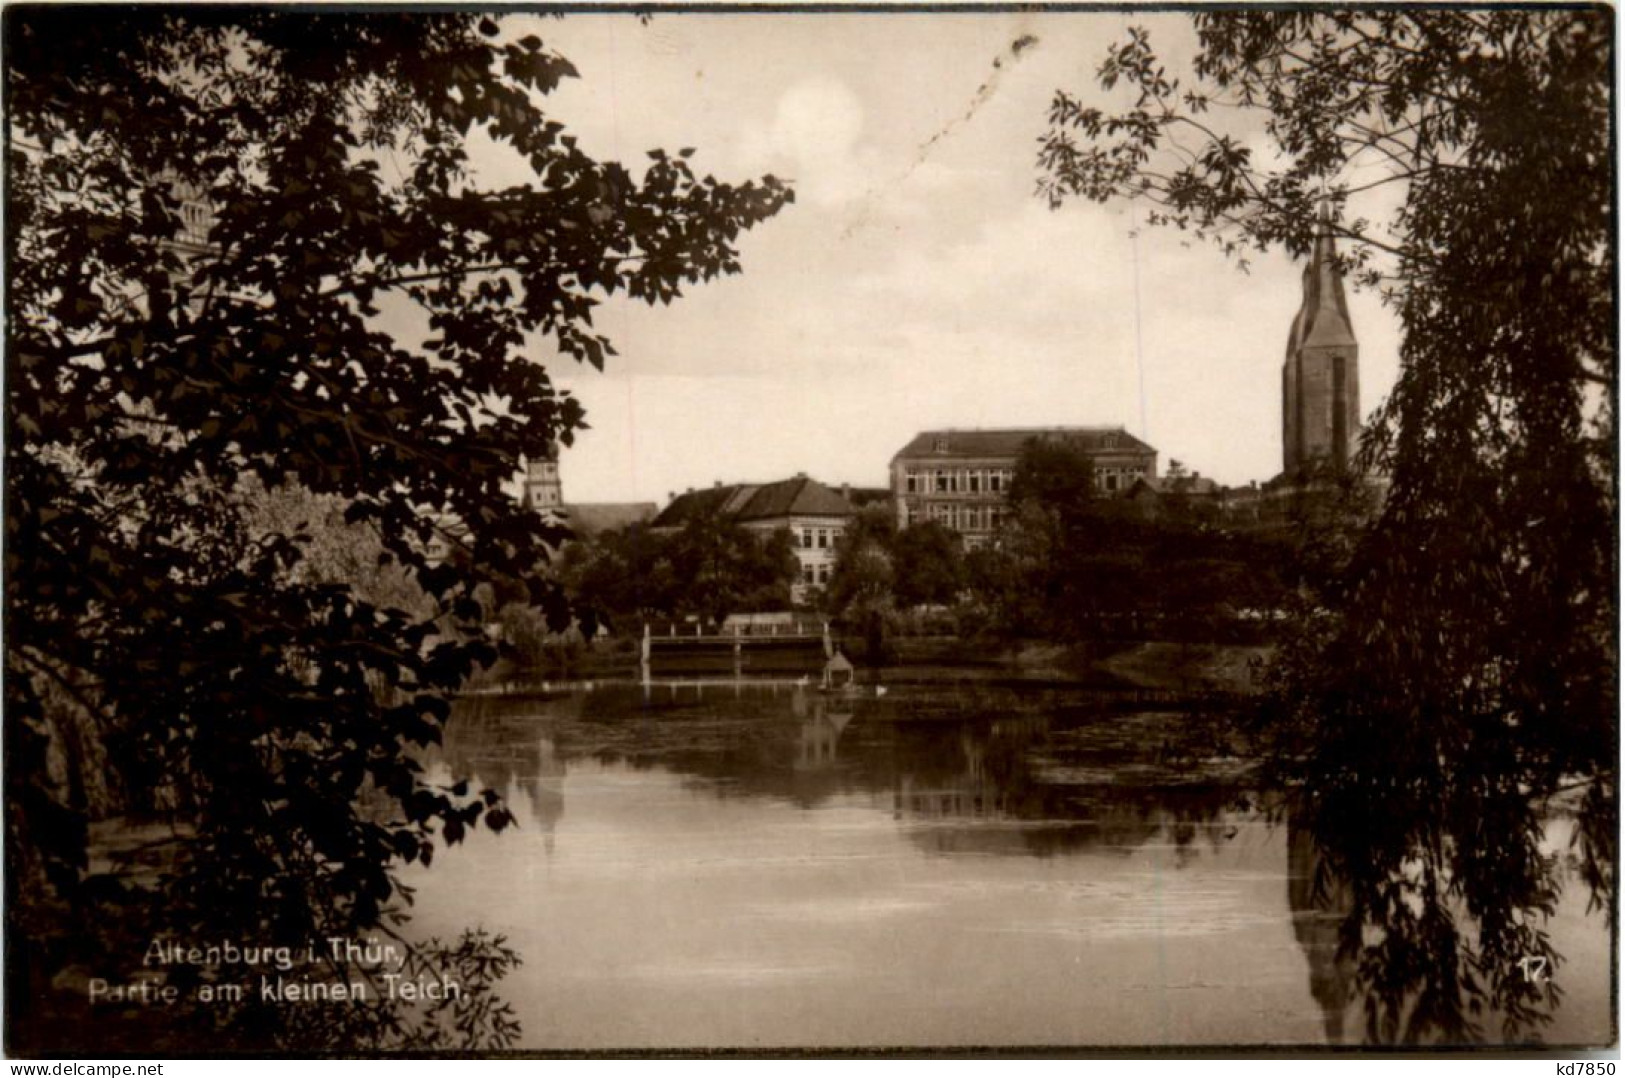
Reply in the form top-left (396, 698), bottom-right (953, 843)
top-left (469, 11), bottom-right (1404, 504)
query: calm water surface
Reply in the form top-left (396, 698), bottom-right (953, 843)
top-left (402, 679), bottom-right (1611, 1050)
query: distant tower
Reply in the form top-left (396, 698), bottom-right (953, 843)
top-left (521, 442), bottom-right (562, 511)
top-left (1282, 210), bottom-right (1361, 474)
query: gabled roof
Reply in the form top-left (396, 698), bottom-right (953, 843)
top-left (735, 476), bottom-right (855, 521)
top-left (651, 485), bottom-right (740, 528)
top-left (652, 476), bottom-right (856, 528)
top-left (892, 427), bottom-right (1155, 462)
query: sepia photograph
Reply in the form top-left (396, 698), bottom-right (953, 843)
top-left (3, 3), bottom-right (1617, 1058)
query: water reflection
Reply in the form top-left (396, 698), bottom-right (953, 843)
top-left (447, 682), bottom-right (1249, 862)
top-left (440, 702), bottom-right (568, 852)
top-left (1287, 816), bottom-right (1357, 1044)
top-left (790, 688), bottom-right (851, 772)
top-left (412, 680), bottom-right (1610, 1049)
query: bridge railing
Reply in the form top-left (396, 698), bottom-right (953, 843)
top-left (642, 618), bottom-right (827, 639)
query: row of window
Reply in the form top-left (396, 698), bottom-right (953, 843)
top-left (905, 464), bottom-right (1150, 497)
top-left (1096, 467), bottom-right (1148, 493)
top-left (800, 563), bottom-right (832, 585)
top-left (798, 527), bottom-right (835, 550)
top-left (900, 502), bottom-right (1010, 533)
top-left (178, 201), bottom-right (213, 246)
top-left (902, 468), bottom-right (1015, 496)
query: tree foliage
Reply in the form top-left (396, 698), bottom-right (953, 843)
top-left (5, 9), bottom-right (789, 1051)
top-left (824, 511), bottom-right (973, 615)
top-left (969, 438), bottom-right (1289, 643)
top-left (1040, 10), bottom-right (1614, 1042)
top-left (889, 520), bottom-right (967, 609)
top-left (556, 516), bottom-right (799, 629)
top-left (824, 505), bottom-right (897, 615)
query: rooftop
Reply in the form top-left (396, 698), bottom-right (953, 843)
top-left (652, 475), bottom-right (857, 528)
top-left (892, 426), bottom-right (1156, 461)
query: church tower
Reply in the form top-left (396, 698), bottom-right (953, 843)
top-left (521, 441), bottom-right (563, 511)
top-left (1282, 211), bottom-right (1360, 474)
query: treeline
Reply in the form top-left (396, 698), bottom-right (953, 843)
top-left (553, 513), bottom-right (799, 629)
top-left (828, 440), bottom-right (1304, 655)
top-left (556, 439), bottom-right (1313, 653)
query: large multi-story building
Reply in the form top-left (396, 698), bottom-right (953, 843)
top-left (1282, 213), bottom-right (1361, 474)
top-left (651, 475), bottom-right (858, 603)
top-left (889, 427), bottom-right (1158, 545)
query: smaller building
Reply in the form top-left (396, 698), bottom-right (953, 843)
top-left (1124, 473), bottom-right (1224, 521)
top-left (652, 474), bottom-right (858, 603)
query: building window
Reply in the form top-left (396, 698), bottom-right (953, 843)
top-left (989, 472), bottom-right (1002, 493)
top-left (968, 472), bottom-right (980, 494)
top-left (933, 436), bottom-right (949, 452)
top-left (1105, 474), bottom-right (1119, 492)
top-left (935, 472), bottom-right (948, 493)
top-left (817, 564), bottom-right (829, 584)
top-left (817, 529), bottom-right (829, 549)
top-left (803, 564), bottom-right (816, 584)
top-left (906, 471), bottom-right (920, 493)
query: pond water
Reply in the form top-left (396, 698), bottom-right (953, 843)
top-left (401, 679), bottom-right (1612, 1051)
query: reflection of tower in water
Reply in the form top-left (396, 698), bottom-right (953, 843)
top-left (437, 714), bottom-right (568, 856)
top-left (1287, 816), bottom-right (1357, 1044)
top-left (514, 736), bottom-right (566, 857)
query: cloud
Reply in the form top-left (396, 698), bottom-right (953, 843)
top-left (771, 76), bottom-right (865, 159)
top-left (518, 12), bottom-right (1406, 502)
top-left (736, 75), bottom-right (872, 207)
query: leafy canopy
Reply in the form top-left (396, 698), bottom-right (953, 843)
top-left (1040, 10), bottom-right (1613, 1042)
top-left (967, 438), bottom-right (1288, 643)
top-left (6, 9), bottom-right (790, 1050)
top-left (557, 516), bottom-right (800, 629)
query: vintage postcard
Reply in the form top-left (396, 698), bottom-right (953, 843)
top-left (5, 4), bottom-right (1615, 1059)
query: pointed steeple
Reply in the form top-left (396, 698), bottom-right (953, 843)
top-left (1300, 206), bottom-right (1357, 350)
top-left (1282, 204), bottom-right (1360, 474)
